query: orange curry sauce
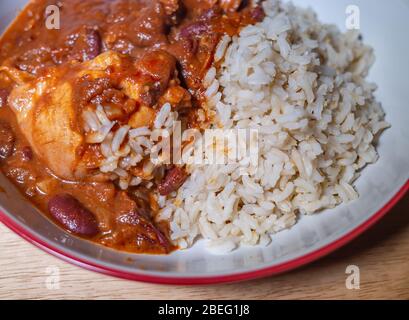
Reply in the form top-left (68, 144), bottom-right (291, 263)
top-left (0, 0), bottom-right (263, 254)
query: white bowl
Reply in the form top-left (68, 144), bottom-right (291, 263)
top-left (0, 0), bottom-right (408, 284)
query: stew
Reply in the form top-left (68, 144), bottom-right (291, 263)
top-left (0, 0), bottom-right (263, 254)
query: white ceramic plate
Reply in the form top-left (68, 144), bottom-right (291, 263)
top-left (0, 0), bottom-right (408, 284)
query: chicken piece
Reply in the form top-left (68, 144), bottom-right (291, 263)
top-left (6, 52), bottom-right (124, 180)
top-left (5, 50), bottom-right (180, 181)
top-left (8, 74), bottom-right (84, 180)
top-left (158, 166), bottom-right (188, 195)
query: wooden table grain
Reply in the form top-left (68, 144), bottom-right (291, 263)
top-left (0, 194), bottom-right (408, 300)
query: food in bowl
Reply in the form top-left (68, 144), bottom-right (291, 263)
top-left (0, 0), bottom-right (389, 254)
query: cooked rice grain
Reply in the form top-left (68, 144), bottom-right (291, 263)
top-left (159, 0), bottom-right (390, 253)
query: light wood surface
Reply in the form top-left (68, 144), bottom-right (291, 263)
top-left (0, 194), bottom-right (408, 300)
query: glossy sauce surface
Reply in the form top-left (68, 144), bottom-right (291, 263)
top-left (0, 0), bottom-right (262, 254)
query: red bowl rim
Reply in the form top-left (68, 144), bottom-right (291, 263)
top-left (0, 180), bottom-right (408, 285)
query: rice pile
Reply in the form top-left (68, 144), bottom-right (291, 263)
top-left (159, 0), bottom-right (390, 253)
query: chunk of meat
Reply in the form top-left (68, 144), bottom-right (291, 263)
top-left (180, 21), bottom-right (211, 39)
top-left (128, 105), bottom-right (156, 128)
top-left (158, 166), bottom-right (188, 195)
top-left (78, 79), bottom-right (136, 121)
top-left (77, 77), bottom-right (112, 104)
top-left (114, 191), bottom-right (171, 252)
top-left (118, 209), bottom-right (171, 251)
top-left (136, 50), bottom-right (177, 96)
top-left (0, 120), bottom-right (15, 160)
top-left (6, 50), bottom-right (181, 180)
top-left (8, 78), bottom-right (84, 180)
top-left (78, 50), bottom-right (123, 79)
top-left (48, 194), bottom-right (99, 236)
top-left (7, 52), bottom-right (124, 180)
top-left (121, 50), bottom-right (177, 107)
top-left (104, 1), bottom-right (169, 50)
top-left (158, 86), bottom-right (192, 110)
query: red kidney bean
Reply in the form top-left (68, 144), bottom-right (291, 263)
top-left (150, 225), bottom-right (171, 251)
top-left (251, 5), bottom-right (265, 22)
top-left (67, 27), bottom-right (102, 62)
top-left (178, 11), bottom-right (216, 54)
top-left (0, 88), bottom-right (9, 108)
top-left (158, 166), bottom-right (188, 196)
top-left (84, 28), bottom-right (102, 60)
top-left (48, 194), bottom-right (99, 237)
top-left (118, 210), bottom-right (171, 252)
top-left (21, 146), bottom-right (34, 162)
top-left (127, 187), bottom-right (153, 219)
top-left (180, 21), bottom-right (210, 39)
top-left (143, 223), bottom-right (171, 252)
top-left (0, 120), bottom-right (15, 160)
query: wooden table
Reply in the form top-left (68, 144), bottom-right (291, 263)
top-left (0, 194), bottom-right (408, 300)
